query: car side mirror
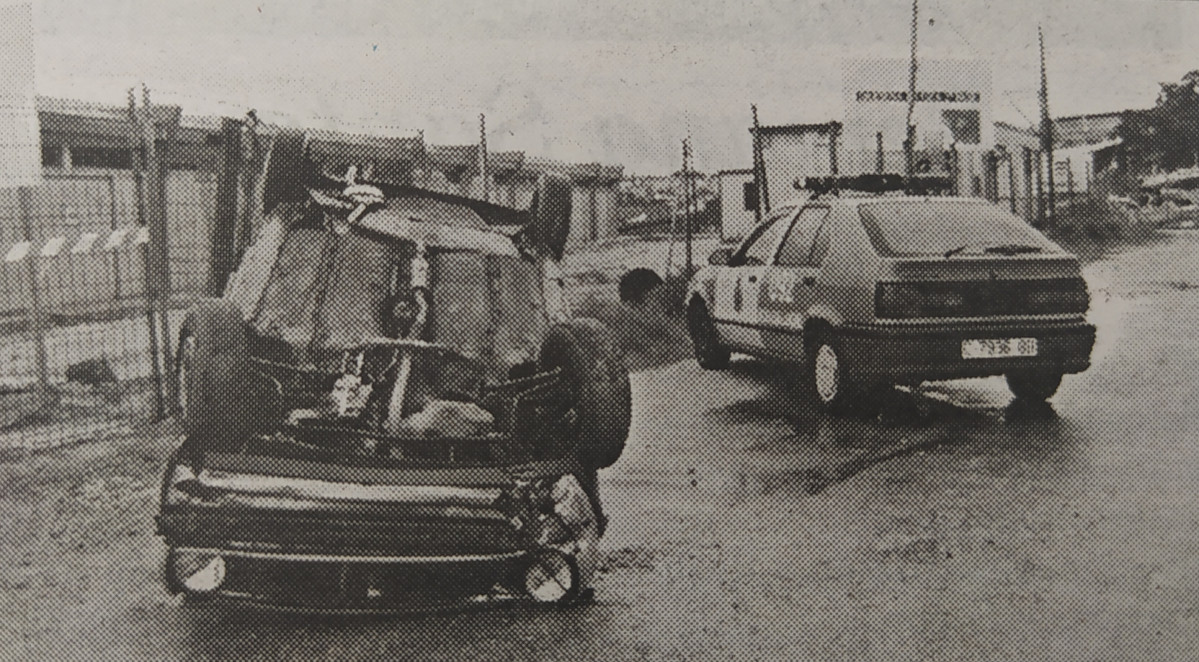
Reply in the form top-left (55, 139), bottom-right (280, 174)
top-left (708, 248), bottom-right (733, 266)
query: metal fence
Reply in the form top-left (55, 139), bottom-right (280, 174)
top-left (0, 170), bottom-right (212, 439)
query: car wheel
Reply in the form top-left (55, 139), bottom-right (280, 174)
top-left (176, 299), bottom-right (253, 443)
top-left (1005, 371), bottom-right (1063, 402)
top-left (687, 300), bottom-right (730, 370)
top-left (539, 319), bottom-right (632, 469)
top-left (809, 332), bottom-right (862, 414)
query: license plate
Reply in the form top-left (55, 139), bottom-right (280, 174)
top-left (961, 337), bottom-right (1037, 359)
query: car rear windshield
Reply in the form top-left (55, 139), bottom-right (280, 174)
top-left (858, 201), bottom-right (1060, 258)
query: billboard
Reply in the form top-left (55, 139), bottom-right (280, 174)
top-left (842, 58), bottom-right (992, 161)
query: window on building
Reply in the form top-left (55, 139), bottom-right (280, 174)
top-left (71, 146), bottom-right (134, 170)
top-left (742, 181), bottom-right (758, 211)
top-left (41, 144), bottom-right (62, 168)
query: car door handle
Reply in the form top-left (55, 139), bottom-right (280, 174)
top-left (802, 276), bottom-right (816, 286)
top-left (747, 275), bottom-right (758, 283)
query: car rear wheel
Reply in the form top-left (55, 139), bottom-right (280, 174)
top-left (539, 319), bottom-right (632, 469)
top-left (1005, 371), bottom-right (1063, 401)
top-left (176, 299), bottom-right (253, 443)
top-left (687, 300), bottom-right (730, 370)
top-left (809, 332), bottom-right (866, 414)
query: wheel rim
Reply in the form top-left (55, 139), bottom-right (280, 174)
top-left (177, 335), bottom-right (196, 421)
top-left (814, 344), bottom-right (840, 403)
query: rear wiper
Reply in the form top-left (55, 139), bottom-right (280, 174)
top-left (944, 243), bottom-right (1043, 258)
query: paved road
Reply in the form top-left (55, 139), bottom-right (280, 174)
top-left (3, 231), bottom-right (1198, 661)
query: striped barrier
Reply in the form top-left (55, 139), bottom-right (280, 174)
top-left (3, 227), bottom-right (150, 263)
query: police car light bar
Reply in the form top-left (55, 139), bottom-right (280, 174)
top-left (796, 173), bottom-right (955, 196)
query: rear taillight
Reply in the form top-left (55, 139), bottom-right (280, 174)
top-left (876, 278), bottom-right (1090, 319)
top-left (875, 282), bottom-right (923, 318)
top-left (875, 282), bottom-right (967, 318)
top-left (1026, 279), bottom-right (1090, 314)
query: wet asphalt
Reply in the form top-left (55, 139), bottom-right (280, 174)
top-left (4, 231), bottom-right (1199, 661)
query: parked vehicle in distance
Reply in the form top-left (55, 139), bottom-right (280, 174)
top-left (686, 174), bottom-right (1096, 413)
top-left (156, 157), bottom-right (631, 611)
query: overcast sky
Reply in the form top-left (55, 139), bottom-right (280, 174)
top-left (27, 0), bottom-right (1199, 174)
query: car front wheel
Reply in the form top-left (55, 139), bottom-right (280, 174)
top-left (1005, 371), bottom-right (1063, 401)
top-left (687, 300), bottom-right (730, 370)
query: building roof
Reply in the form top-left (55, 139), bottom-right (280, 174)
top-left (995, 110), bottom-right (1147, 151)
top-left (750, 121), bottom-right (842, 137)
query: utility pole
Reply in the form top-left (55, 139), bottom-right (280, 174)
top-left (904, 0), bottom-right (919, 178)
top-left (751, 104), bottom-right (770, 220)
top-left (478, 113), bottom-right (489, 203)
top-left (682, 138), bottom-right (693, 276)
top-left (1039, 26), bottom-right (1056, 226)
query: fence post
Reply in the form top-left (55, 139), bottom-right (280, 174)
top-left (108, 174), bottom-right (121, 302)
top-left (876, 132), bottom-right (884, 174)
top-left (208, 117), bottom-right (242, 296)
top-left (18, 187), bottom-right (50, 396)
top-left (1035, 150), bottom-right (1046, 227)
top-left (127, 91), bottom-right (165, 419)
top-left (1022, 147), bottom-right (1034, 223)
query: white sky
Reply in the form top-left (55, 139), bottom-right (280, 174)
top-left (28, 0), bottom-right (1199, 174)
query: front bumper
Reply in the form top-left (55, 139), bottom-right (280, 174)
top-left (838, 320), bottom-right (1096, 382)
top-left (165, 545), bottom-right (533, 610)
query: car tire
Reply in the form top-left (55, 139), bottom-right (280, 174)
top-left (1005, 371), bottom-right (1063, 402)
top-left (808, 332), bottom-right (864, 414)
top-left (539, 319), bottom-right (632, 469)
top-left (176, 299), bottom-right (254, 444)
top-left (687, 300), bottom-right (730, 370)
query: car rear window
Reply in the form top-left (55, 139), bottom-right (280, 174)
top-left (857, 201), bottom-right (1060, 257)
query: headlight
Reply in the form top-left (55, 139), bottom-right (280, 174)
top-left (524, 550), bottom-right (577, 603)
top-left (537, 475), bottom-right (598, 545)
top-left (162, 463), bottom-right (199, 507)
top-left (167, 549), bottom-right (226, 594)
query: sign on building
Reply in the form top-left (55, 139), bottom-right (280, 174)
top-left (841, 59), bottom-right (992, 175)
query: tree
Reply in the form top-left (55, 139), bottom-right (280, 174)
top-left (1154, 70), bottom-right (1199, 170)
top-left (1118, 70), bottom-right (1199, 176)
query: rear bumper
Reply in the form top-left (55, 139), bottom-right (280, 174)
top-left (838, 320), bottom-right (1096, 382)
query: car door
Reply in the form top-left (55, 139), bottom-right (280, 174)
top-left (711, 207), bottom-right (793, 350)
top-left (760, 205), bottom-right (832, 360)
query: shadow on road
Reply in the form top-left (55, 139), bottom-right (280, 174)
top-left (702, 357), bottom-right (1082, 497)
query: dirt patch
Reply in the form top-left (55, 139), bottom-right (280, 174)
top-left (600, 546), bottom-right (657, 572)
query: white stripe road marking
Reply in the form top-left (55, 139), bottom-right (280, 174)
top-left (5, 241), bottom-right (31, 263)
top-left (40, 236), bottom-right (67, 258)
top-left (102, 228), bottom-right (130, 250)
top-left (71, 232), bottom-right (101, 254)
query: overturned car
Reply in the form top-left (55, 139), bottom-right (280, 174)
top-left (156, 164), bottom-right (631, 610)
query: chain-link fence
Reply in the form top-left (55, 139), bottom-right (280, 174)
top-left (0, 169), bottom-right (215, 449)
